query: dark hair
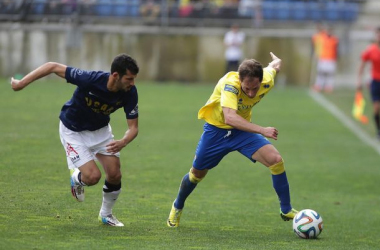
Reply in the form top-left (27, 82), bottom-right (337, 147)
top-left (238, 59), bottom-right (263, 82)
top-left (111, 54), bottom-right (139, 76)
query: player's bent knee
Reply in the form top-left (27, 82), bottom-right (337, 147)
top-left (268, 159), bottom-right (285, 175)
top-left (272, 154), bottom-right (283, 165)
top-left (86, 172), bottom-right (102, 186)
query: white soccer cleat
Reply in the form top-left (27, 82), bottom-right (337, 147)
top-left (98, 214), bottom-right (124, 227)
top-left (70, 169), bottom-right (85, 202)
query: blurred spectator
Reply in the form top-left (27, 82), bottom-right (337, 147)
top-left (30, 0), bottom-right (48, 15)
top-left (218, 0), bottom-right (238, 19)
top-left (191, 0), bottom-right (218, 19)
top-left (238, 0), bottom-right (262, 27)
top-left (224, 23), bottom-right (245, 73)
top-left (0, 0), bottom-right (25, 14)
top-left (312, 26), bottom-right (339, 93)
top-left (94, 0), bottom-right (113, 17)
top-left (140, 0), bottom-right (160, 23)
top-left (0, 0), bottom-right (14, 14)
top-left (185, 0), bottom-right (221, 19)
top-left (80, 0), bottom-right (96, 15)
top-left (212, 0), bottom-right (223, 8)
top-left (167, 0), bottom-right (179, 17)
top-left (178, 0), bottom-right (193, 18)
top-left (61, 0), bottom-right (77, 15)
top-left (311, 23), bottom-right (327, 58)
top-left (47, 0), bottom-right (61, 15)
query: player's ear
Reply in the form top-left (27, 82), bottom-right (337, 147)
top-left (111, 72), bottom-right (119, 79)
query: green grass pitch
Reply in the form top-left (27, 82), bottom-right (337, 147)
top-left (0, 78), bottom-right (379, 249)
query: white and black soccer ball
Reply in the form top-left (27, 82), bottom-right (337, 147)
top-left (293, 209), bottom-right (323, 239)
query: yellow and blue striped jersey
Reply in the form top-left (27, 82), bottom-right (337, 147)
top-left (198, 67), bottom-right (276, 129)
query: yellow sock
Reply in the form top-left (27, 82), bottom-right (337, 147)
top-left (268, 159), bottom-right (285, 175)
top-left (189, 170), bottom-right (203, 184)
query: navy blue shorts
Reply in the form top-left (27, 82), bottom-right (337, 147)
top-left (370, 79), bottom-right (380, 102)
top-left (192, 123), bottom-right (271, 170)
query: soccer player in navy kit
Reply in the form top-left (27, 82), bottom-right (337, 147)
top-left (167, 52), bottom-right (298, 227)
top-left (10, 54), bottom-right (139, 227)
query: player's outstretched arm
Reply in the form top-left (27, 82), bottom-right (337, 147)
top-left (267, 52), bottom-right (282, 73)
top-left (11, 62), bottom-right (67, 91)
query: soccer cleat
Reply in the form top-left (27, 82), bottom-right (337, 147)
top-left (70, 169), bottom-right (85, 202)
top-left (280, 208), bottom-right (299, 221)
top-left (98, 214), bottom-right (124, 227)
top-left (167, 203), bottom-right (183, 228)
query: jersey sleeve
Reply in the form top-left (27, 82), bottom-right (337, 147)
top-left (124, 87), bottom-right (139, 119)
top-left (361, 46), bottom-right (372, 61)
top-left (65, 67), bottom-right (100, 88)
top-left (263, 67), bottom-right (277, 82)
top-left (220, 81), bottom-right (239, 110)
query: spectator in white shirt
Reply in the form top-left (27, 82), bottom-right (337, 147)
top-left (224, 24), bottom-right (245, 73)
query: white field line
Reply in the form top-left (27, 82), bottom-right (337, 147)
top-left (309, 90), bottom-right (380, 155)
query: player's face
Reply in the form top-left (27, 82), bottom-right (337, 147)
top-left (117, 70), bottom-right (137, 92)
top-left (241, 77), bottom-right (261, 98)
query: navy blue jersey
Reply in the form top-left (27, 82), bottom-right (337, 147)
top-left (59, 67), bottom-right (138, 132)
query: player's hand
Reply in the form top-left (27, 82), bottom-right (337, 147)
top-left (106, 140), bottom-right (126, 154)
top-left (261, 127), bottom-right (278, 140)
top-left (10, 77), bottom-right (25, 91)
top-left (268, 52), bottom-right (282, 72)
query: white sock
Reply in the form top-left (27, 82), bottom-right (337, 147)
top-left (99, 189), bottom-right (121, 217)
top-left (71, 168), bottom-right (80, 184)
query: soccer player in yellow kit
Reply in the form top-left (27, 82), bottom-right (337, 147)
top-left (167, 52), bottom-right (298, 227)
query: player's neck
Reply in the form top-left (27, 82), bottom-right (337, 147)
top-left (107, 79), bottom-right (118, 92)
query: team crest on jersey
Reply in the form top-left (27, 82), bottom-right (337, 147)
top-left (66, 143), bottom-right (80, 163)
top-left (224, 84), bottom-right (239, 95)
top-left (238, 98), bottom-right (243, 104)
top-left (263, 84), bottom-right (270, 89)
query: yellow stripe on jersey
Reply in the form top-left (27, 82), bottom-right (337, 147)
top-left (198, 67), bottom-right (276, 129)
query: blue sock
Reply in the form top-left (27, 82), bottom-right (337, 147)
top-left (272, 172), bottom-right (291, 213)
top-left (174, 173), bottom-right (197, 209)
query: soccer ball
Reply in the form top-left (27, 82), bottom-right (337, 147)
top-left (293, 209), bottom-right (323, 239)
